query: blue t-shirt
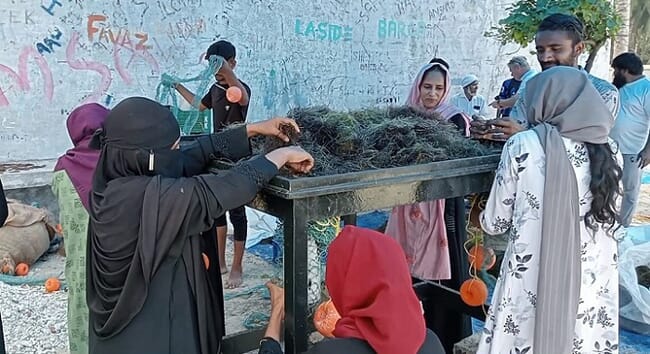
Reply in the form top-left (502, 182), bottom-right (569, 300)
top-left (497, 78), bottom-right (521, 117)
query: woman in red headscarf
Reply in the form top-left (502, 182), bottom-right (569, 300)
top-left (258, 226), bottom-right (444, 354)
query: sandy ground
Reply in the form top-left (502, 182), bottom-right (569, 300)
top-left (0, 239), bottom-right (279, 354)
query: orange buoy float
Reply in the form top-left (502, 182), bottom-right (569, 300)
top-left (14, 263), bottom-right (29, 276)
top-left (468, 245), bottom-right (496, 271)
top-left (313, 299), bottom-right (341, 338)
top-left (45, 278), bottom-right (61, 293)
top-left (459, 278), bottom-right (488, 307)
top-left (226, 86), bottom-right (242, 103)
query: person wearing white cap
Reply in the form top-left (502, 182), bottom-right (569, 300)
top-left (450, 74), bottom-right (488, 119)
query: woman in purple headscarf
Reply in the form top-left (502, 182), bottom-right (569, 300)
top-left (384, 61), bottom-right (473, 352)
top-left (52, 103), bottom-right (110, 354)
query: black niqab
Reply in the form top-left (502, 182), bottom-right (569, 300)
top-left (88, 97), bottom-right (206, 340)
top-left (88, 96), bottom-right (282, 354)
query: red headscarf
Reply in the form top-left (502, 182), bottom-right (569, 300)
top-left (326, 225), bottom-right (426, 354)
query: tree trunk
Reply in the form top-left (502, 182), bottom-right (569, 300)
top-left (612, 0), bottom-right (632, 56)
top-left (585, 41), bottom-right (605, 73)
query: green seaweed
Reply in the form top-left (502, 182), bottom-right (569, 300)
top-left (253, 106), bottom-right (494, 177)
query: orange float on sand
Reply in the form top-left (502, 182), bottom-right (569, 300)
top-left (45, 277), bottom-right (61, 293)
top-left (14, 263), bottom-right (29, 276)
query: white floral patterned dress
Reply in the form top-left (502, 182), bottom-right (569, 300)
top-left (477, 130), bottom-right (620, 354)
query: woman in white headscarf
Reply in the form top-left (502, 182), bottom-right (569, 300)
top-left (478, 66), bottom-right (622, 353)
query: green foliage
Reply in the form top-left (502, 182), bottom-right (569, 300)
top-left (485, 0), bottom-right (622, 70)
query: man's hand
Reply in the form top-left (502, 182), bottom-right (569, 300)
top-left (160, 73), bottom-right (179, 88)
top-left (489, 100), bottom-right (501, 109)
top-left (491, 119), bottom-right (525, 139)
top-left (247, 117), bottom-right (301, 141)
top-left (469, 118), bottom-right (524, 141)
top-left (638, 147), bottom-right (650, 169)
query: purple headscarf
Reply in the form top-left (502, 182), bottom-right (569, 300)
top-left (407, 63), bottom-right (471, 137)
top-left (54, 103), bottom-right (110, 211)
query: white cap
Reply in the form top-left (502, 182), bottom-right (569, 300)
top-left (461, 74), bottom-right (479, 88)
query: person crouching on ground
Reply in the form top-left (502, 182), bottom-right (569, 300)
top-left (258, 226), bottom-right (445, 354)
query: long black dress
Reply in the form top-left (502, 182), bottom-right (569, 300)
top-left (87, 126), bottom-right (279, 354)
top-left (417, 114), bottom-right (473, 353)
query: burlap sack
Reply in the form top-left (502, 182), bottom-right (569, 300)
top-left (0, 200), bottom-right (55, 274)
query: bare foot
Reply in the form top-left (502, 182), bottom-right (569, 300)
top-left (266, 281), bottom-right (285, 317)
top-left (226, 267), bottom-right (243, 288)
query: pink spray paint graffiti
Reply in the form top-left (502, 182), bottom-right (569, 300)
top-left (112, 41), bottom-right (160, 85)
top-left (66, 31), bottom-right (112, 104)
top-left (0, 47), bottom-right (53, 107)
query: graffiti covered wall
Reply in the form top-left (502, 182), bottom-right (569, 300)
top-left (0, 0), bottom-right (611, 162)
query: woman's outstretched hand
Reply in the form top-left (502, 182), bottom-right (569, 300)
top-left (247, 118), bottom-right (300, 142)
top-left (265, 146), bottom-right (314, 174)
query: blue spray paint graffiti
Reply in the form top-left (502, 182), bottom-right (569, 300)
top-left (262, 69), bottom-right (277, 111)
top-left (294, 19), bottom-right (352, 42)
top-left (36, 27), bottom-right (63, 55)
top-left (377, 18), bottom-right (426, 40)
top-left (41, 0), bottom-right (62, 16)
top-left (262, 69), bottom-right (308, 114)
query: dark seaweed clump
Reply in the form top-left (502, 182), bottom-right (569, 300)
top-left (250, 106), bottom-right (494, 177)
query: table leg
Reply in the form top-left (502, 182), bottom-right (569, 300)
top-left (283, 204), bottom-right (309, 354)
top-left (341, 214), bottom-right (357, 226)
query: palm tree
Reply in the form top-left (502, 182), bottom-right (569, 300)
top-left (613, 0), bottom-right (631, 56)
top-left (630, 0), bottom-right (650, 62)
top-left (631, 0), bottom-right (650, 33)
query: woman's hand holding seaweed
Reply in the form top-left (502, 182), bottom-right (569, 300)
top-left (265, 146), bottom-right (314, 174)
top-left (470, 118), bottom-right (524, 141)
top-left (247, 118), bottom-right (301, 142)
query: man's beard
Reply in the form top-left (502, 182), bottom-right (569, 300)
top-left (540, 53), bottom-right (578, 71)
top-left (613, 74), bottom-right (627, 89)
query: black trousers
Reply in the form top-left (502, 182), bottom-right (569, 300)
top-left (415, 197), bottom-right (472, 354)
top-left (214, 205), bottom-right (247, 242)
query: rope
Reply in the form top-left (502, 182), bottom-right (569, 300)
top-left (0, 274), bottom-right (67, 289)
top-left (223, 284), bottom-right (268, 301)
top-left (155, 55), bottom-right (224, 135)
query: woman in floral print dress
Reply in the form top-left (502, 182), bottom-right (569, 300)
top-left (478, 67), bottom-right (622, 354)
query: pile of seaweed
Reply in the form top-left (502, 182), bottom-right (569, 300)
top-left (252, 106), bottom-right (494, 176)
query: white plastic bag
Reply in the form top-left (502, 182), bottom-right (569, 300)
top-left (619, 226), bottom-right (650, 334)
top-left (225, 207), bottom-right (279, 249)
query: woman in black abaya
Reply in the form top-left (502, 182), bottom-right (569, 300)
top-left (87, 97), bottom-right (314, 354)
